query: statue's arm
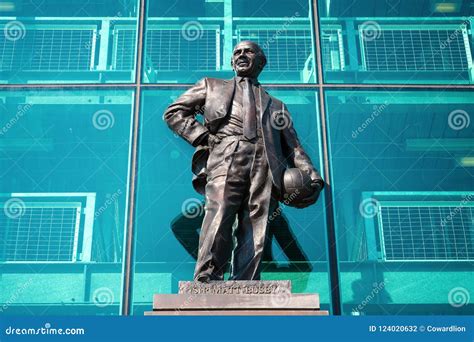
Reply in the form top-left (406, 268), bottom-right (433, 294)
top-left (163, 78), bottom-right (209, 146)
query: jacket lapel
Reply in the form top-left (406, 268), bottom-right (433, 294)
top-left (258, 86), bottom-right (271, 124)
top-left (214, 77), bottom-right (235, 120)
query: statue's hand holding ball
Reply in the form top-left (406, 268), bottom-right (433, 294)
top-left (282, 168), bottom-right (323, 209)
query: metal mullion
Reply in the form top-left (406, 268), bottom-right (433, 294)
top-left (312, 0), bottom-right (342, 315)
top-left (120, 0), bottom-right (146, 316)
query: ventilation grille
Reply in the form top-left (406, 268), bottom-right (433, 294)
top-left (360, 26), bottom-right (472, 72)
top-left (238, 28), bottom-right (313, 72)
top-left (379, 205), bottom-right (474, 261)
top-left (114, 27), bottom-right (219, 71)
top-left (0, 203), bottom-right (81, 262)
top-left (113, 28), bottom-right (136, 70)
top-left (1, 28), bottom-right (94, 71)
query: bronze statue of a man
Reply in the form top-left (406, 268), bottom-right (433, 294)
top-left (164, 41), bottom-right (324, 282)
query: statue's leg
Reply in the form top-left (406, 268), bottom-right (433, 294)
top-left (193, 139), bottom-right (250, 281)
top-left (230, 142), bottom-right (277, 280)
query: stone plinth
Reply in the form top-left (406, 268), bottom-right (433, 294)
top-left (145, 280), bottom-right (329, 316)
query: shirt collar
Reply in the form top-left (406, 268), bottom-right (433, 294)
top-left (236, 76), bottom-right (260, 86)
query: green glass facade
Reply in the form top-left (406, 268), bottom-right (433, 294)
top-left (0, 89), bottom-right (134, 314)
top-left (143, 0), bottom-right (317, 83)
top-left (326, 90), bottom-right (474, 314)
top-left (0, 1), bottom-right (139, 84)
top-left (0, 0), bottom-right (473, 316)
top-left (319, 0), bottom-right (474, 84)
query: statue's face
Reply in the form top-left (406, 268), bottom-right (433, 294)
top-left (231, 41), bottom-right (264, 78)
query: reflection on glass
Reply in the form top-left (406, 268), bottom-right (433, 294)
top-left (132, 89), bottom-right (330, 314)
top-left (319, 0), bottom-right (474, 84)
top-left (142, 0), bottom-right (316, 84)
top-left (0, 0), bottom-right (139, 84)
top-left (326, 90), bottom-right (474, 314)
top-left (0, 90), bottom-right (134, 314)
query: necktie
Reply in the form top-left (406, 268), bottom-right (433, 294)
top-left (242, 78), bottom-right (257, 140)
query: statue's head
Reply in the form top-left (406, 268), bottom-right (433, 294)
top-left (231, 41), bottom-right (267, 79)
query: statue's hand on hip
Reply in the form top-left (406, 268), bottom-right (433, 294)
top-left (208, 134), bottom-right (222, 149)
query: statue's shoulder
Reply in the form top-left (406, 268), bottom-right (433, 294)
top-left (201, 77), bottom-right (231, 87)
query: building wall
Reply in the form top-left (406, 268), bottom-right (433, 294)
top-left (0, 0), bottom-right (473, 315)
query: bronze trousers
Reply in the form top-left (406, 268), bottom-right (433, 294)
top-left (193, 136), bottom-right (278, 281)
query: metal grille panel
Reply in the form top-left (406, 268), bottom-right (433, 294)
top-left (1, 29), bottom-right (94, 71)
top-left (238, 29), bottom-right (313, 72)
top-left (114, 28), bottom-right (219, 71)
top-left (0, 205), bottom-right (80, 262)
top-left (147, 29), bottom-right (219, 71)
top-left (361, 27), bottom-right (471, 72)
top-left (113, 29), bottom-right (136, 70)
top-left (379, 205), bottom-right (474, 261)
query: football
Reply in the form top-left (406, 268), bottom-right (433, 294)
top-left (282, 168), bottom-right (315, 205)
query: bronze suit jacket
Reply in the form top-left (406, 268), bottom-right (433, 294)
top-left (163, 77), bottom-right (322, 196)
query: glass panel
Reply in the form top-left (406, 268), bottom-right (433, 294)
top-left (319, 0), bottom-right (474, 84)
top-left (0, 90), bottom-right (134, 315)
top-left (326, 90), bottom-right (474, 315)
top-left (143, 0), bottom-right (317, 84)
top-left (132, 89), bottom-right (330, 314)
top-left (0, 0), bottom-right (139, 84)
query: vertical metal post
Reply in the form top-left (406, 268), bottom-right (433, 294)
top-left (311, 0), bottom-right (342, 315)
top-left (120, 0), bottom-right (147, 316)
